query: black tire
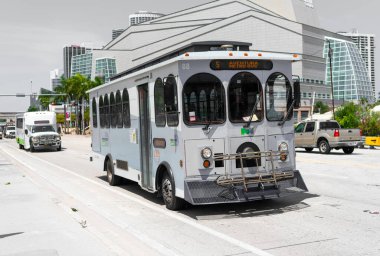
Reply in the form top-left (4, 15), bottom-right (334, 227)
top-left (106, 159), bottom-right (121, 186)
top-left (343, 147), bottom-right (354, 154)
top-left (19, 143), bottom-right (23, 149)
top-left (161, 172), bottom-right (185, 211)
top-left (57, 145), bottom-right (62, 152)
top-left (305, 148), bottom-right (313, 152)
top-left (30, 142), bottom-right (35, 153)
top-left (318, 140), bottom-right (331, 154)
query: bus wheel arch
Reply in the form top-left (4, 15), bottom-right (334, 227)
top-left (155, 162), bottom-right (174, 195)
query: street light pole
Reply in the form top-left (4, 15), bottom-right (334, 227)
top-left (327, 40), bottom-right (336, 120)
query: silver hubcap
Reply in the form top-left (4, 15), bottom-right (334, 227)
top-left (320, 143), bottom-right (327, 152)
top-left (162, 179), bottom-right (173, 204)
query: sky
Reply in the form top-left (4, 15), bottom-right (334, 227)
top-left (0, 0), bottom-right (379, 112)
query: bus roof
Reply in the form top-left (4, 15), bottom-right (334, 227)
top-left (87, 50), bottom-right (301, 94)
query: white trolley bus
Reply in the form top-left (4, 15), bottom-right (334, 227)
top-left (88, 42), bottom-right (307, 210)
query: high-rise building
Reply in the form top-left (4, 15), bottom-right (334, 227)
top-left (71, 50), bottom-right (93, 79)
top-left (112, 29), bottom-right (125, 40)
top-left (50, 69), bottom-right (62, 91)
top-left (324, 37), bottom-right (373, 102)
top-left (129, 11), bottom-right (164, 26)
top-left (95, 58), bottom-right (117, 82)
top-left (339, 31), bottom-right (376, 97)
top-left (63, 45), bottom-right (88, 78)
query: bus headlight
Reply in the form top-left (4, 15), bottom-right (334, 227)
top-left (278, 142), bottom-right (289, 152)
top-left (201, 147), bottom-right (212, 159)
top-left (32, 137), bottom-right (39, 143)
top-left (279, 142), bottom-right (289, 162)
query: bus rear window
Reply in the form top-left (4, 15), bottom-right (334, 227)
top-left (183, 73), bottom-right (225, 126)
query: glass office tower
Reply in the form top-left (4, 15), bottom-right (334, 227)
top-left (324, 37), bottom-right (374, 103)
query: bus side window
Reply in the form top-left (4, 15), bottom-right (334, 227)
top-left (92, 98), bottom-right (98, 128)
top-left (99, 96), bottom-right (104, 128)
top-left (154, 78), bottom-right (166, 127)
top-left (104, 94), bottom-right (110, 128)
top-left (122, 89), bottom-right (131, 128)
top-left (110, 92), bottom-right (117, 128)
top-left (165, 75), bottom-right (179, 127)
top-left (116, 90), bottom-right (123, 128)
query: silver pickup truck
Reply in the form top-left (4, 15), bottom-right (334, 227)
top-left (295, 120), bottom-right (363, 154)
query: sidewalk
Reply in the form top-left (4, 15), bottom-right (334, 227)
top-left (0, 149), bottom-right (113, 256)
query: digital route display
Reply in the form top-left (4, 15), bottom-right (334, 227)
top-left (210, 60), bottom-right (273, 71)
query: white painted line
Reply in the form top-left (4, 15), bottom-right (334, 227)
top-left (3, 144), bottom-right (274, 256)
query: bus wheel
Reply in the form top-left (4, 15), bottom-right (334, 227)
top-left (106, 159), bottom-right (121, 186)
top-left (318, 140), bottom-right (331, 154)
top-left (343, 147), bottom-right (354, 154)
top-left (161, 172), bottom-right (185, 211)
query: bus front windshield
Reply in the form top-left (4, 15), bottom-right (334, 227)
top-left (183, 73), bottom-right (226, 125)
top-left (31, 125), bottom-right (55, 133)
top-left (229, 72), bottom-right (263, 123)
top-left (265, 73), bottom-right (292, 122)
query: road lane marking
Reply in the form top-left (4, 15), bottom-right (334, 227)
top-left (2, 144), bottom-right (273, 256)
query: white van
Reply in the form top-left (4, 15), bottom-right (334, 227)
top-left (16, 112), bottom-right (61, 152)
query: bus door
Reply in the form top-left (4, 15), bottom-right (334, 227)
top-left (138, 84), bottom-right (153, 190)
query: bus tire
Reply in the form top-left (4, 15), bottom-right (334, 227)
top-left (161, 172), bottom-right (185, 211)
top-left (318, 140), bottom-right (331, 154)
top-left (343, 147), bottom-right (354, 154)
top-left (106, 159), bottom-right (121, 186)
top-left (305, 148), bottom-right (313, 152)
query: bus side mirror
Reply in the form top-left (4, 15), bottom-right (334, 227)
top-left (294, 81), bottom-right (301, 109)
top-left (25, 129), bottom-right (28, 135)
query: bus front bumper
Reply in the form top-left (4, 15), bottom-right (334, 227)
top-left (184, 171), bottom-right (308, 205)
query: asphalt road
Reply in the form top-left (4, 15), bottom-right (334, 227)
top-left (0, 136), bottom-right (379, 256)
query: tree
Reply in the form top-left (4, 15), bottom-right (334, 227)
top-left (27, 106), bottom-right (38, 112)
top-left (314, 101), bottom-right (329, 114)
top-left (335, 102), bottom-right (361, 129)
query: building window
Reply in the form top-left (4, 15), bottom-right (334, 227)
top-left (92, 98), bottom-right (97, 128)
top-left (228, 72), bottom-right (263, 123)
top-left (122, 89), bottom-right (131, 128)
top-left (165, 75), bottom-right (179, 127)
top-left (116, 90), bottom-right (123, 128)
top-left (154, 78), bottom-right (166, 127)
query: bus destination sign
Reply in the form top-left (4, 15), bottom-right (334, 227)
top-left (210, 60), bottom-right (273, 71)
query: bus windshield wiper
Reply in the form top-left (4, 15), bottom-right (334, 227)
top-left (278, 100), bottom-right (296, 127)
top-left (244, 97), bottom-right (261, 128)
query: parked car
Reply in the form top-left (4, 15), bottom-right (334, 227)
top-left (295, 120), bottom-right (363, 154)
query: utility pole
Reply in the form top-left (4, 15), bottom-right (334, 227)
top-left (327, 40), bottom-right (336, 120)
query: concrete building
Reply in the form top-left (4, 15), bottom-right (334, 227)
top-left (71, 50), bottom-right (93, 79)
top-left (129, 11), bottom-right (164, 26)
top-left (339, 31), bottom-right (375, 97)
top-left (100, 0), bottom-right (374, 120)
top-left (63, 45), bottom-right (88, 78)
